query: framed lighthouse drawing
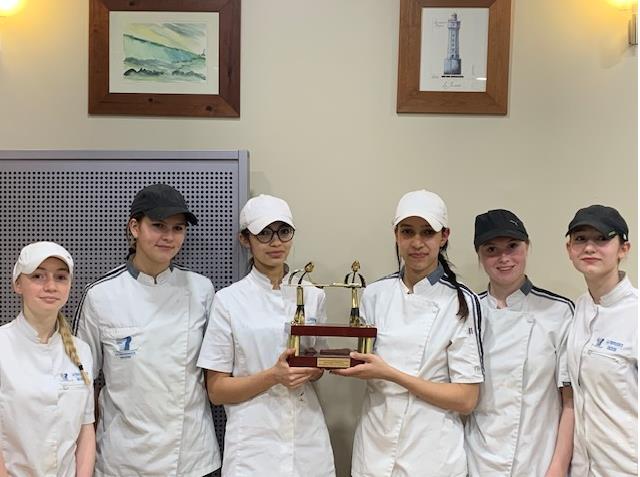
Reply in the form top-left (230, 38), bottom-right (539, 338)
top-left (420, 8), bottom-right (489, 92)
top-left (397, 0), bottom-right (511, 115)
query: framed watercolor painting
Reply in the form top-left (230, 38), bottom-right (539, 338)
top-left (89, 0), bottom-right (240, 117)
top-left (397, 0), bottom-right (511, 115)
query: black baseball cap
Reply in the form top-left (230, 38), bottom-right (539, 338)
top-left (566, 205), bottom-right (628, 241)
top-left (474, 209), bottom-right (529, 250)
top-left (129, 184), bottom-right (198, 225)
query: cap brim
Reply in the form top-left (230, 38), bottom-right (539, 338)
top-left (13, 252), bottom-right (73, 283)
top-left (145, 207), bottom-right (198, 225)
top-left (246, 216), bottom-right (295, 235)
top-left (393, 212), bottom-right (444, 231)
top-left (474, 230), bottom-right (529, 250)
top-left (565, 220), bottom-right (619, 238)
top-left (23, 253), bottom-right (72, 274)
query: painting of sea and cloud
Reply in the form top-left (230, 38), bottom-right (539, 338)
top-left (109, 11), bottom-right (219, 95)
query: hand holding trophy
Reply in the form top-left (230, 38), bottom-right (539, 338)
top-left (286, 260), bottom-right (377, 369)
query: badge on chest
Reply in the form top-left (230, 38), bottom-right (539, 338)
top-left (593, 336), bottom-right (624, 353)
top-left (115, 335), bottom-right (139, 358)
top-left (58, 371), bottom-right (86, 390)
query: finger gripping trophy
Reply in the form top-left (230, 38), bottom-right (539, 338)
top-left (287, 260), bottom-right (377, 369)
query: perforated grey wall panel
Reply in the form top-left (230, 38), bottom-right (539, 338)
top-left (0, 150), bottom-right (248, 323)
top-left (0, 150), bottom-right (248, 471)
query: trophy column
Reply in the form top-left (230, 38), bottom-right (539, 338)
top-left (288, 285), bottom-right (305, 355)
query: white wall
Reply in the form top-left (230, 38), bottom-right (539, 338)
top-left (0, 1), bottom-right (636, 475)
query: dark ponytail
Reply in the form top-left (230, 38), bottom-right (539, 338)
top-left (240, 229), bottom-right (255, 274)
top-left (126, 212), bottom-right (145, 259)
top-left (438, 243), bottom-right (469, 320)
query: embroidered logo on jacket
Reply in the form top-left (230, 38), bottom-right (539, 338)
top-left (593, 337), bottom-right (624, 352)
top-left (116, 336), bottom-right (137, 358)
top-left (58, 371), bottom-right (85, 389)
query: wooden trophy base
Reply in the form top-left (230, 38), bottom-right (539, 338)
top-left (287, 324), bottom-right (377, 369)
top-left (288, 348), bottom-right (365, 369)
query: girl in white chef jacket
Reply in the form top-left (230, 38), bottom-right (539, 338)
top-left (465, 209), bottom-right (574, 477)
top-left (74, 184), bottom-right (220, 477)
top-left (333, 190), bottom-right (484, 477)
top-left (0, 242), bottom-right (95, 477)
top-left (565, 204), bottom-right (637, 477)
top-left (197, 194), bottom-right (335, 477)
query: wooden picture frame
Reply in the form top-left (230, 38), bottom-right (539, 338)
top-left (397, 0), bottom-right (511, 115)
top-left (89, 0), bottom-right (240, 117)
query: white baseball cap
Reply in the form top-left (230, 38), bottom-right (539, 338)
top-left (239, 194), bottom-right (295, 234)
top-left (393, 190), bottom-right (448, 231)
top-left (12, 242), bottom-right (74, 283)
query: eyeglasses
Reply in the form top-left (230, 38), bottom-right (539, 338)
top-left (254, 225), bottom-right (295, 244)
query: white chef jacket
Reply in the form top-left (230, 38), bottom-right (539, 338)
top-left (351, 265), bottom-right (484, 477)
top-left (465, 278), bottom-right (574, 476)
top-left (0, 312), bottom-right (94, 477)
top-left (74, 261), bottom-right (220, 477)
top-left (567, 273), bottom-right (638, 477)
top-left (197, 266), bottom-right (335, 477)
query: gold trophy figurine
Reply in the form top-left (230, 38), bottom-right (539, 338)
top-left (287, 262), bottom-right (314, 355)
top-left (345, 261), bottom-right (374, 354)
top-left (286, 260), bottom-right (377, 369)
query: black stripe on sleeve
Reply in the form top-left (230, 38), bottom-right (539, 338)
top-left (72, 265), bottom-right (127, 335)
top-left (530, 286), bottom-right (575, 313)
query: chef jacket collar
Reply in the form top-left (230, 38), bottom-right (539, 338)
top-left (400, 263), bottom-right (445, 294)
top-left (485, 276), bottom-right (532, 309)
top-left (248, 264), bottom-right (290, 291)
top-left (126, 259), bottom-right (174, 285)
top-left (15, 311), bottom-right (61, 345)
top-left (520, 277), bottom-right (533, 295)
top-left (597, 272), bottom-right (633, 307)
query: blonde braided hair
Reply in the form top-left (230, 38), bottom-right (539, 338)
top-left (56, 312), bottom-right (90, 385)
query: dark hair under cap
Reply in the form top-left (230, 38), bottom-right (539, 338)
top-left (474, 209), bottom-right (529, 250)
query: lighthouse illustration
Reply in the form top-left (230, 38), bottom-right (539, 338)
top-left (443, 13), bottom-right (462, 77)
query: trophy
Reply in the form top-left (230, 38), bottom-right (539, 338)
top-left (286, 261), bottom-right (377, 369)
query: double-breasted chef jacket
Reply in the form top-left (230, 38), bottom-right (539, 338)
top-left (74, 261), bottom-right (220, 477)
top-left (351, 265), bottom-right (484, 477)
top-left (567, 273), bottom-right (638, 477)
top-left (0, 312), bottom-right (94, 477)
top-left (465, 278), bottom-right (574, 476)
top-left (197, 266), bottom-right (335, 477)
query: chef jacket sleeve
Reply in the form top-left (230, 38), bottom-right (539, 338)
top-left (447, 291), bottom-right (484, 384)
top-left (74, 290), bottom-right (103, 380)
top-left (197, 295), bottom-right (234, 373)
top-left (556, 303), bottom-right (574, 388)
top-left (203, 281), bottom-right (216, 329)
top-left (359, 287), bottom-right (376, 327)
